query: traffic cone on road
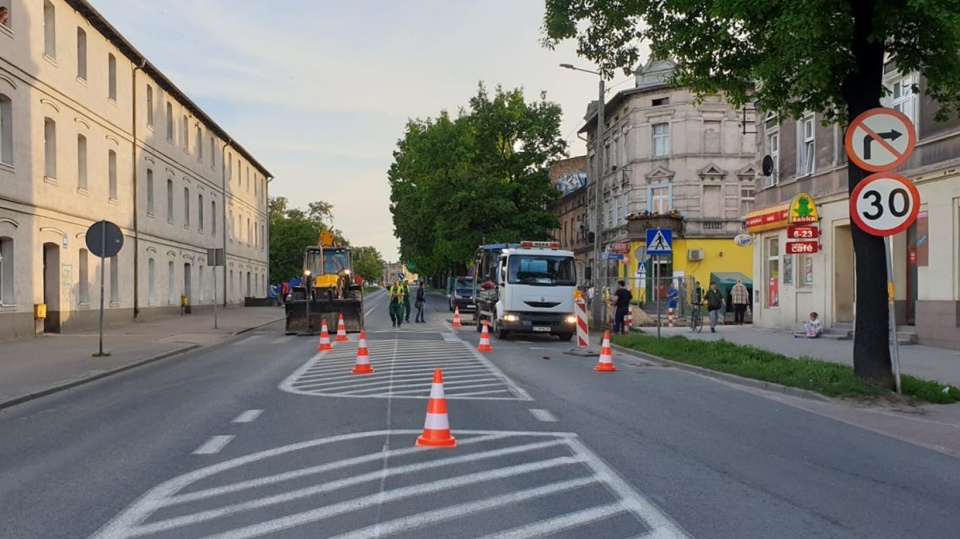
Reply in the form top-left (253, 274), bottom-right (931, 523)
top-left (594, 331), bottom-right (617, 372)
top-left (416, 368), bottom-right (457, 448)
top-left (352, 331), bottom-right (374, 374)
top-left (335, 314), bottom-right (349, 342)
top-left (476, 320), bottom-right (493, 352)
top-left (317, 320), bottom-right (333, 352)
top-left (452, 307), bottom-right (462, 328)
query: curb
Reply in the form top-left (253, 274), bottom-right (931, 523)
top-left (610, 343), bottom-right (833, 403)
top-left (0, 316), bottom-right (285, 412)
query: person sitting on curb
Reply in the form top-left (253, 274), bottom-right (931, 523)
top-left (795, 311), bottom-right (824, 338)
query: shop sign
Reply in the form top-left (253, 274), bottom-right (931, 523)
top-left (785, 241), bottom-right (820, 254)
top-left (745, 203), bottom-right (789, 232)
top-left (786, 226), bottom-right (820, 239)
top-left (787, 192), bottom-right (819, 224)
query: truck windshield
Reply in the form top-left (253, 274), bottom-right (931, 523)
top-left (507, 255), bottom-right (576, 286)
top-left (322, 249), bottom-right (350, 274)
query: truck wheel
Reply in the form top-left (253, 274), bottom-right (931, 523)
top-left (558, 332), bottom-right (574, 342)
top-left (494, 318), bottom-right (509, 340)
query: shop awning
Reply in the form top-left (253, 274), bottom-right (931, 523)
top-left (710, 272), bottom-right (753, 289)
top-left (745, 202), bottom-right (790, 232)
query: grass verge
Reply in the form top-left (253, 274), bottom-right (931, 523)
top-left (612, 333), bottom-right (960, 404)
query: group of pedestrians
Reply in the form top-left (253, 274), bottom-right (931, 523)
top-left (388, 279), bottom-right (426, 327)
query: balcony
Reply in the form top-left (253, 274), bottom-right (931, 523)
top-left (626, 211), bottom-right (684, 240)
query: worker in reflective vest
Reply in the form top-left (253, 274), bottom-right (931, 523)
top-left (389, 280), bottom-right (405, 328)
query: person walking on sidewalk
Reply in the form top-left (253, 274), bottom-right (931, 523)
top-left (705, 281), bottom-right (724, 333)
top-left (415, 282), bottom-right (426, 323)
top-left (731, 279), bottom-right (749, 326)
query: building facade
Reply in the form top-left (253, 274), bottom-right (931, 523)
top-left (0, 0), bottom-right (271, 340)
top-left (748, 61), bottom-right (960, 349)
top-left (549, 155), bottom-right (590, 275)
top-left (577, 59), bottom-right (756, 302)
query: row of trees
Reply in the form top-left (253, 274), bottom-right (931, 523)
top-left (388, 84), bottom-right (569, 277)
top-left (542, 0), bottom-right (960, 387)
top-left (268, 197), bottom-right (385, 285)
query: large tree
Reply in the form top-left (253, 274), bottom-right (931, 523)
top-left (543, 0), bottom-right (960, 388)
top-left (352, 246), bottom-right (386, 285)
top-left (389, 84), bottom-right (567, 277)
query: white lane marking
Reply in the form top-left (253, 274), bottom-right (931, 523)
top-left (441, 333), bottom-right (460, 341)
top-left (92, 431), bottom-right (691, 539)
top-left (529, 409), bottom-right (558, 422)
top-left (231, 410), bottom-right (263, 424)
top-left (192, 436), bottom-right (234, 455)
top-left (331, 478), bottom-right (598, 539)
top-left (475, 505), bottom-right (626, 539)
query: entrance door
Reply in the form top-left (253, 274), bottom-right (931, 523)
top-left (42, 242), bottom-right (61, 333)
top-left (833, 225), bottom-right (855, 323)
top-left (183, 262), bottom-right (192, 304)
top-left (246, 271), bottom-right (251, 298)
top-left (905, 222), bottom-right (918, 325)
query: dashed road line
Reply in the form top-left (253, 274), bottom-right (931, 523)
top-left (529, 409), bottom-right (558, 422)
top-left (231, 410), bottom-right (263, 424)
top-left (192, 435), bottom-right (235, 455)
top-left (279, 339), bottom-right (532, 400)
top-left (91, 430), bottom-right (692, 539)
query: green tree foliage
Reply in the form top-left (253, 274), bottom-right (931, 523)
top-left (269, 196), bottom-right (344, 282)
top-left (542, 0), bottom-right (960, 387)
top-left (389, 84), bottom-right (567, 277)
top-left (352, 246), bottom-right (386, 285)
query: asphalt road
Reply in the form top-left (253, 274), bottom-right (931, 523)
top-left (1, 289), bottom-right (958, 538)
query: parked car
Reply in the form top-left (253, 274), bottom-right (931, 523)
top-left (448, 286), bottom-right (477, 312)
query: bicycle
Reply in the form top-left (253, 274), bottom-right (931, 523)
top-left (689, 302), bottom-right (704, 333)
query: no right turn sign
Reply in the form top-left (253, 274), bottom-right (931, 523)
top-left (845, 108), bottom-right (916, 172)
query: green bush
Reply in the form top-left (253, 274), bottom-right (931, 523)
top-left (612, 333), bottom-right (959, 404)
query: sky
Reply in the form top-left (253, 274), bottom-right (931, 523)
top-left (90, 0), bottom-right (639, 262)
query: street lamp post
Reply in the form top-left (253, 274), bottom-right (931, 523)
top-left (560, 64), bottom-right (606, 327)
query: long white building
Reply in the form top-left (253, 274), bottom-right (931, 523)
top-left (0, 0), bottom-right (271, 340)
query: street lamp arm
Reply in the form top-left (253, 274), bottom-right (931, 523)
top-left (559, 63), bottom-right (601, 76)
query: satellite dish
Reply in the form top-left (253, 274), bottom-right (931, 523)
top-left (761, 155), bottom-right (774, 177)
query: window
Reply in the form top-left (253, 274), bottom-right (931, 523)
top-left (182, 115), bottom-right (189, 151)
top-left (227, 152), bottom-right (232, 180)
top-left (198, 194), bottom-right (204, 231)
top-left (109, 255), bottom-right (119, 304)
top-left (168, 261), bottom-right (175, 304)
top-left (652, 97), bottom-right (669, 106)
top-left (146, 85), bottom-right (154, 127)
top-left (77, 134), bottom-right (87, 190)
top-left (165, 102), bottom-right (173, 141)
top-left (166, 179), bottom-right (174, 221)
top-left (147, 258), bottom-right (155, 304)
top-left (44, 118), bottom-right (56, 179)
top-left (43, 1), bottom-right (55, 59)
top-left (254, 175), bottom-right (258, 197)
top-left (107, 150), bottom-right (117, 200)
top-left (260, 224), bottom-right (264, 248)
top-left (741, 186), bottom-right (756, 216)
top-left (798, 115), bottom-right (815, 176)
top-left (0, 93), bottom-right (11, 165)
top-left (247, 217), bottom-right (251, 245)
top-left (246, 167), bottom-right (250, 191)
top-left (211, 200), bottom-right (216, 235)
top-left (78, 248), bottom-right (89, 305)
top-left (198, 266), bottom-right (204, 304)
top-left (652, 123), bottom-right (670, 157)
top-left (765, 128), bottom-right (779, 186)
top-left (196, 126), bottom-right (202, 162)
top-left (0, 236), bottom-right (13, 305)
top-left (766, 237), bottom-right (779, 308)
top-left (76, 28), bottom-right (87, 80)
top-left (107, 54), bottom-right (117, 101)
top-left (183, 187), bottom-right (190, 227)
top-left (890, 74), bottom-right (917, 125)
top-left (146, 169), bottom-right (154, 215)
top-left (647, 184), bottom-right (672, 214)
top-left (210, 137), bottom-right (216, 169)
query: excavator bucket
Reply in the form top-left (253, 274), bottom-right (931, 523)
top-left (285, 298), bottom-right (364, 335)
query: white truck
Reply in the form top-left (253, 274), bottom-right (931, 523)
top-left (472, 241), bottom-right (578, 341)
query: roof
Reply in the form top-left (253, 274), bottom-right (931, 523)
top-left (66, 0), bottom-right (272, 179)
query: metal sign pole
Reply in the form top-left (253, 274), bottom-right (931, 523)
top-left (98, 219), bottom-right (106, 357)
top-left (884, 236), bottom-right (903, 394)
top-left (655, 255), bottom-right (661, 339)
top-left (213, 265), bottom-right (219, 330)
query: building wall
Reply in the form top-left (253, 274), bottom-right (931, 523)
top-left (0, 0), bottom-right (270, 339)
top-left (623, 238), bottom-right (753, 303)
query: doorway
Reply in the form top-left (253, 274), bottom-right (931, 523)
top-left (905, 222), bottom-right (918, 325)
top-left (833, 225), bottom-right (855, 323)
top-left (183, 262), bottom-right (192, 304)
top-left (42, 242), bottom-right (61, 333)
top-left (246, 271), bottom-right (251, 298)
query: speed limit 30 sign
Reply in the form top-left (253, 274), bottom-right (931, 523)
top-left (849, 172), bottom-right (920, 236)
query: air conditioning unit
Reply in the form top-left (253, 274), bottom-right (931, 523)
top-left (688, 248), bottom-right (705, 261)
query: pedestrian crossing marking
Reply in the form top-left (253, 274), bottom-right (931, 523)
top-left (278, 339), bottom-right (531, 400)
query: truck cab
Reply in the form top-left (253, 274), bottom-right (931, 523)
top-left (473, 241), bottom-right (578, 341)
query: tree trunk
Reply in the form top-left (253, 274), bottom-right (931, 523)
top-left (842, 0), bottom-right (895, 388)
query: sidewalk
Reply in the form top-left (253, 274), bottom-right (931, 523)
top-left (0, 306), bottom-right (285, 409)
top-left (644, 325), bottom-right (960, 387)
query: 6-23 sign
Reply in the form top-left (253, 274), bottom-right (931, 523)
top-left (849, 172), bottom-right (921, 237)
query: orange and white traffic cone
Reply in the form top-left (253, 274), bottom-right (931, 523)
top-left (351, 331), bottom-right (374, 374)
top-left (452, 306), bottom-right (462, 328)
top-left (416, 368), bottom-right (456, 448)
top-left (335, 314), bottom-right (349, 342)
top-left (594, 330), bottom-right (617, 372)
top-left (316, 320), bottom-right (333, 352)
top-left (477, 320), bottom-right (493, 352)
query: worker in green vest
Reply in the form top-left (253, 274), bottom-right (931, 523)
top-left (389, 280), bottom-right (405, 328)
top-left (402, 279), bottom-right (412, 323)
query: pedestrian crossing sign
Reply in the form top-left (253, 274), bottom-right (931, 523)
top-left (645, 228), bottom-right (673, 256)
